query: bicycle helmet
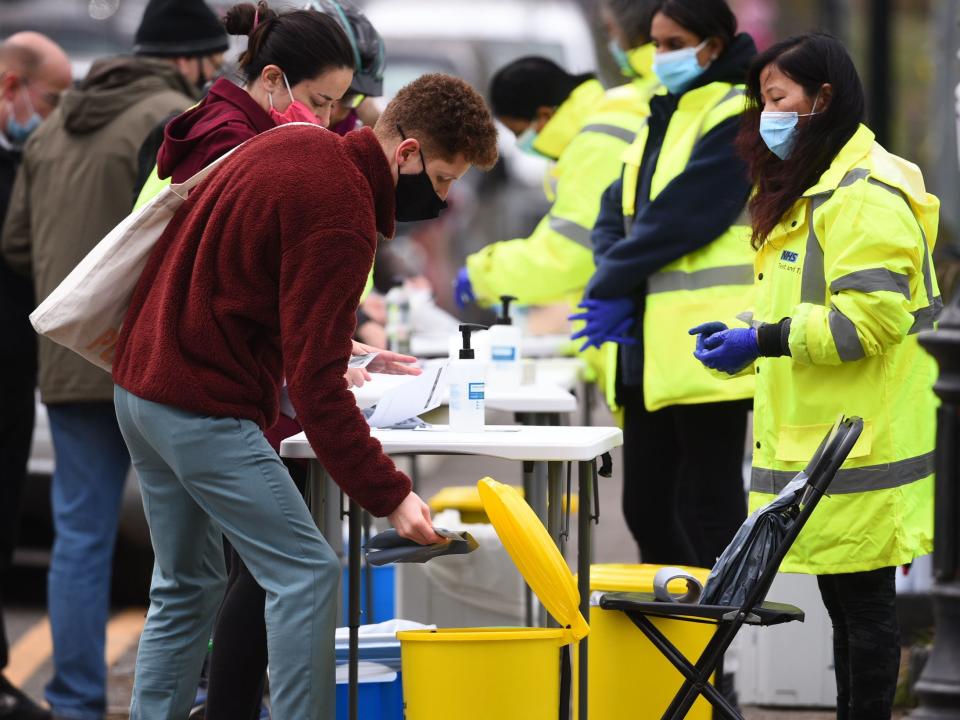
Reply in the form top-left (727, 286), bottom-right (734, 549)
top-left (306, 0), bottom-right (385, 97)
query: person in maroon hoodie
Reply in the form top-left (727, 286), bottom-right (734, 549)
top-left (148, 4), bottom-right (407, 718)
top-left (111, 70), bottom-right (499, 720)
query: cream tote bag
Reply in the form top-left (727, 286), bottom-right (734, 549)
top-left (29, 123), bottom-right (316, 372)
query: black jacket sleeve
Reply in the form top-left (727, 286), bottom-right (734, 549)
top-left (591, 177), bottom-right (626, 263)
top-left (585, 116), bottom-right (751, 300)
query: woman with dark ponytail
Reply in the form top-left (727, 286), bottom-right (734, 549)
top-left (153, 0), bottom-right (355, 185)
top-left (130, 5), bottom-right (414, 720)
top-left (694, 33), bottom-right (940, 718)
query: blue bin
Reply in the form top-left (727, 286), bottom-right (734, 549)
top-left (341, 564), bottom-right (395, 624)
top-left (335, 670), bottom-right (403, 720)
top-left (335, 625), bottom-right (404, 720)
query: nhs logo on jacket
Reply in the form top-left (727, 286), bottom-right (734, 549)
top-left (780, 251), bottom-right (799, 263)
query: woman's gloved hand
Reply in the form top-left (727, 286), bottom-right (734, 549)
top-left (569, 297), bottom-right (637, 351)
top-left (688, 321), bottom-right (728, 352)
top-left (691, 325), bottom-right (759, 374)
top-left (453, 266), bottom-right (475, 309)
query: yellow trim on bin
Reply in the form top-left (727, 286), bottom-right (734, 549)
top-left (397, 627), bottom-right (567, 643)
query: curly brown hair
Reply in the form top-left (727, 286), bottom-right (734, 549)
top-left (375, 74), bottom-right (499, 170)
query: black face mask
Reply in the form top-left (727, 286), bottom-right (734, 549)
top-left (394, 124), bottom-right (448, 222)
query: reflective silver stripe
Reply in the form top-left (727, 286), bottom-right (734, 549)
top-left (717, 86), bottom-right (746, 104)
top-left (866, 177), bottom-right (936, 304)
top-left (830, 268), bottom-right (911, 299)
top-left (800, 194), bottom-right (829, 303)
top-left (751, 451), bottom-right (934, 495)
top-left (548, 215), bottom-right (592, 247)
top-left (828, 306), bottom-right (865, 361)
top-left (579, 123), bottom-right (636, 144)
top-left (910, 296), bottom-right (944, 334)
top-left (647, 265), bottom-right (754, 294)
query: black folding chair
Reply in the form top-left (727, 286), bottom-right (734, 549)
top-left (599, 416), bottom-right (864, 719)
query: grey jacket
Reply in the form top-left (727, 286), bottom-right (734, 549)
top-left (2, 56), bottom-right (196, 403)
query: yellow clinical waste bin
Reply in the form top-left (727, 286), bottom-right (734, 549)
top-left (588, 563), bottom-right (715, 719)
top-left (428, 484), bottom-right (577, 524)
top-left (398, 478), bottom-right (589, 720)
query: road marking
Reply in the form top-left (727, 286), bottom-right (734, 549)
top-left (5, 608), bottom-right (146, 688)
top-left (105, 608), bottom-right (146, 667)
top-left (6, 616), bottom-right (52, 687)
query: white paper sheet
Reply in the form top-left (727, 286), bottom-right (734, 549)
top-left (364, 363), bottom-right (447, 428)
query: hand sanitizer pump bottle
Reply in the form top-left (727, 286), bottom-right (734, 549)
top-left (448, 323), bottom-right (487, 433)
top-left (487, 295), bottom-right (523, 387)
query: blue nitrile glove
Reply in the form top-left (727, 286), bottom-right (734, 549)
top-left (689, 322), bottom-right (728, 353)
top-left (569, 297), bottom-right (637, 351)
top-left (693, 326), bottom-right (759, 374)
top-left (453, 266), bottom-right (475, 309)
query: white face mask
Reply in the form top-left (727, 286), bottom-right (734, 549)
top-left (759, 90), bottom-right (822, 160)
top-left (652, 38), bottom-right (711, 94)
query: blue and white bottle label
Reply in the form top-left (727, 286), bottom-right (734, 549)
top-left (468, 382), bottom-right (485, 400)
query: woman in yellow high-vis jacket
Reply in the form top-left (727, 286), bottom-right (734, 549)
top-left (693, 33), bottom-right (939, 717)
top-left (574, 0), bottom-right (756, 569)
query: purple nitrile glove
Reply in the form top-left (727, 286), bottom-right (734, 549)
top-left (453, 266), bottom-right (475, 309)
top-left (689, 321), bottom-right (728, 353)
top-left (693, 326), bottom-right (759, 374)
top-left (569, 297), bottom-right (636, 351)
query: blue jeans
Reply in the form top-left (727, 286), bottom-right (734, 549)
top-left (45, 402), bottom-right (130, 720)
top-left (113, 386), bottom-right (340, 720)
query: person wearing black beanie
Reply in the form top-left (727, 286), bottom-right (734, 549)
top-left (134, 0), bottom-right (229, 92)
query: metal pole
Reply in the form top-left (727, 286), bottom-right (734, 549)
top-left (348, 498), bottom-right (362, 720)
top-left (577, 460), bottom-right (595, 720)
top-left (911, 295), bottom-right (960, 718)
top-left (868, 0), bottom-right (892, 147)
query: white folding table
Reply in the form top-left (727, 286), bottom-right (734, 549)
top-left (409, 332), bottom-right (572, 359)
top-left (280, 424), bottom-right (623, 720)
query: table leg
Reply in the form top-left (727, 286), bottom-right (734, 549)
top-left (521, 460), bottom-right (535, 627)
top-left (362, 511), bottom-right (374, 623)
top-left (348, 499), bottom-right (362, 720)
top-left (546, 460), bottom-right (563, 629)
top-left (577, 460), bottom-right (595, 720)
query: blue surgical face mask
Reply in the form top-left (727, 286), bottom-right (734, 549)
top-left (653, 38), bottom-right (711, 94)
top-left (759, 92), bottom-right (822, 160)
top-left (516, 126), bottom-right (544, 158)
top-left (5, 86), bottom-right (41, 145)
top-left (608, 39), bottom-right (635, 78)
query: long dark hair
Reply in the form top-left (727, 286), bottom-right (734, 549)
top-left (650, 0), bottom-right (737, 45)
top-left (224, 1), bottom-right (354, 86)
top-left (490, 57), bottom-right (595, 120)
top-left (737, 33), bottom-right (865, 248)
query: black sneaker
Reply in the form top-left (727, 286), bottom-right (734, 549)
top-left (0, 675), bottom-right (51, 720)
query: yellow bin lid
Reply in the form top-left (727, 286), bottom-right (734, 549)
top-left (430, 485), bottom-right (579, 516)
top-left (477, 477), bottom-right (589, 641)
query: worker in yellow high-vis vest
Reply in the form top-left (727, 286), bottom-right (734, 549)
top-left (574, 0), bottom-right (756, 569)
top-left (693, 32), bottom-right (938, 717)
top-left (453, 15), bottom-right (661, 412)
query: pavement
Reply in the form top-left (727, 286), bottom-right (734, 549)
top-left (2, 402), bottom-right (915, 718)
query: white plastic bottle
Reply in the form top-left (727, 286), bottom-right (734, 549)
top-left (385, 279), bottom-right (411, 355)
top-left (448, 323), bottom-right (487, 433)
top-left (487, 295), bottom-right (523, 387)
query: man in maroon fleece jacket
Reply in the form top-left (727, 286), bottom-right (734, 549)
top-left (111, 73), bottom-right (499, 720)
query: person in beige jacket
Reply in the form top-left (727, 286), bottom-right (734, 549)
top-left (0, 0), bottom-right (228, 717)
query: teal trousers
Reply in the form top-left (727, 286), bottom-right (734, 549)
top-left (114, 386), bottom-right (340, 720)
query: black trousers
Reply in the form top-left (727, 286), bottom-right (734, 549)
top-left (817, 567), bottom-right (900, 720)
top-left (0, 364), bottom-right (35, 670)
top-left (620, 383), bottom-right (749, 568)
top-left (204, 460), bottom-right (307, 720)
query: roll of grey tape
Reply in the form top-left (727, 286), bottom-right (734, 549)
top-left (653, 566), bottom-right (703, 604)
